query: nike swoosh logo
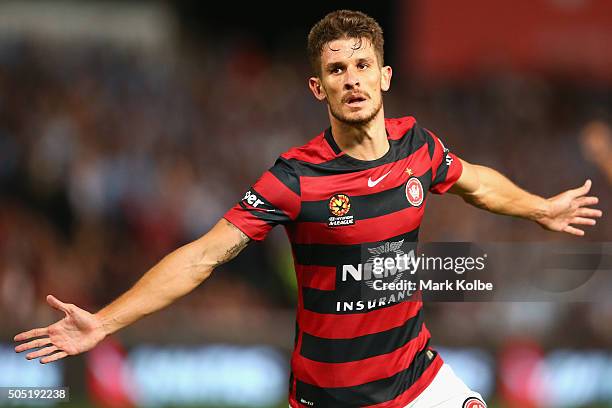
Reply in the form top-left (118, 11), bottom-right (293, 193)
top-left (367, 171), bottom-right (391, 187)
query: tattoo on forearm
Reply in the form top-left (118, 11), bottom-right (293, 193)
top-left (214, 220), bottom-right (250, 267)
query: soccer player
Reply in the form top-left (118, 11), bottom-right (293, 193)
top-left (15, 10), bottom-right (602, 408)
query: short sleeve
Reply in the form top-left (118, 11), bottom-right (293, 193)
top-left (224, 157), bottom-right (301, 241)
top-left (425, 129), bottom-right (463, 194)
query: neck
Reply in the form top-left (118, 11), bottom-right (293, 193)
top-left (329, 108), bottom-right (388, 161)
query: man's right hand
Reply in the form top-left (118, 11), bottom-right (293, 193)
top-left (13, 219), bottom-right (251, 364)
top-left (14, 295), bottom-right (106, 364)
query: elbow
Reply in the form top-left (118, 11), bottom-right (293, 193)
top-left (191, 263), bottom-right (214, 284)
top-left (461, 165), bottom-right (497, 210)
top-left (185, 240), bottom-right (217, 284)
top-left (185, 252), bottom-right (215, 285)
top-left (461, 194), bottom-right (483, 209)
top-left (461, 186), bottom-right (494, 211)
top-left (201, 266), bottom-right (214, 281)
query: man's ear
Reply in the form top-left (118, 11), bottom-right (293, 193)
top-left (380, 65), bottom-right (392, 92)
top-left (308, 77), bottom-right (327, 101)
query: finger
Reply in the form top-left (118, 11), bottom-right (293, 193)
top-left (40, 351), bottom-right (68, 364)
top-left (575, 196), bottom-right (599, 207)
top-left (26, 346), bottom-right (58, 360)
top-left (15, 337), bottom-right (52, 353)
top-left (14, 327), bottom-right (49, 342)
top-left (46, 295), bottom-right (70, 314)
top-left (571, 217), bottom-right (596, 226)
top-left (571, 179), bottom-right (592, 197)
top-left (563, 226), bottom-right (585, 236)
top-left (576, 208), bottom-right (603, 218)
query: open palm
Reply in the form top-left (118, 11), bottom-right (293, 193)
top-left (14, 295), bottom-right (106, 364)
top-left (537, 179), bottom-right (603, 236)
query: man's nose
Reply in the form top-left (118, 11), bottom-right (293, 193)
top-left (343, 67), bottom-right (360, 89)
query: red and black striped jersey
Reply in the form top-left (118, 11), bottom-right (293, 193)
top-left (224, 116), bottom-right (463, 407)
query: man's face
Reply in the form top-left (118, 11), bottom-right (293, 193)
top-left (309, 37), bottom-right (392, 126)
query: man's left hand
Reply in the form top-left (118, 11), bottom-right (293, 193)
top-left (537, 179), bottom-right (603, 236)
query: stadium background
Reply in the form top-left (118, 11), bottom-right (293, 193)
top-left (1, 0), bottom-right (611, 407)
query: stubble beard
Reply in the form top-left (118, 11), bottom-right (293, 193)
top-left (329, 96), bottom-right (383, 126)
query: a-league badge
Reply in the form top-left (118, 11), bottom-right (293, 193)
top-left (405, 177), bottom-right (424, 207)
top-left (328, 193), bottom-right (354, 226)
top-left (462, 397), bottom-right (486, 408)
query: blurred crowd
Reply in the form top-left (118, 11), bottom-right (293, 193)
top-left (1, 38), bottom-right (610, 349)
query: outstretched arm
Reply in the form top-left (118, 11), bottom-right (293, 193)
top-left (14, 218), bottom-right (250, 363)
top-left (449, 159), bottom-right (603, 236)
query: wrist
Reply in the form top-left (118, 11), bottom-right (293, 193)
top-left (531, 197), bottom-right (552, 222)
top-left (94, 311), bottom-right (116, 337)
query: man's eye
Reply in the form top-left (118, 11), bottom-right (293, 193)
top-left (331, 67), bottom-right (343, 74)
top-left (358, 63), bottom-right (369, 70)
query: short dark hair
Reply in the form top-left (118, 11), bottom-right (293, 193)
top-left (307, 10), bottom-right (384, 76)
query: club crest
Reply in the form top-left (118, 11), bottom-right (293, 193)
top-left (405, 177), bottom-right (424, 207)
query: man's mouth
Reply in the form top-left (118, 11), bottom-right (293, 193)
top-left (344, 94), bottom-right (367, 105)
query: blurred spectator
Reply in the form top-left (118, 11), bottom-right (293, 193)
top-left (580, 120), bottom-right (612, 185)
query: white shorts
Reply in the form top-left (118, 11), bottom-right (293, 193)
top-left (404, 363), bottom-right (486, 408)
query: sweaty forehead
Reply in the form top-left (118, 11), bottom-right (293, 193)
top-left (321, 37), bottom-right (374, 63)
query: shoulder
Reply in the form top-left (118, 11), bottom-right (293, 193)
top-left (385, 116), bottom-right (434, 155)
top-left (386, 115), bottom-right (433, 142)
top-left (384, 116), bottom-right (418, 140)
top-left (389, 116), bottom-right (440, 156)
top-left (279, 130), bottom-right (337, 165)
